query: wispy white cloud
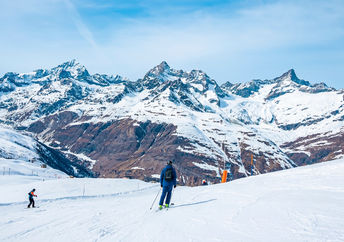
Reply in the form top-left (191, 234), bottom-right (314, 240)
top-left (63, 0), bottom-right (97, 49)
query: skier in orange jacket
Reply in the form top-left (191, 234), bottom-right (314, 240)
top-left (27, 189), bottom-right (37, 208)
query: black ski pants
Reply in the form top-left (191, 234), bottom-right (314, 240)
top-left (28, 197), bottom-right (35, 208)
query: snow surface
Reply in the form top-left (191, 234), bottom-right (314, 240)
top-left (1, 159), bottom-right (343, 242)
top-left (0, 158), bottom-right (67, 180)
top-left (0, 126), bottom-right (38, 162)
top-left (0, 125), bottom-right (68, 179)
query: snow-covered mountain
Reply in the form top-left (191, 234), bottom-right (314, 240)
top-left (0, 60), bottom-right (343, 185)
top-left (0, 125), bottom-right (92, 178)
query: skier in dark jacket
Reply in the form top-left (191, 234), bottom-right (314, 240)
top-left (159, 161), bottom-right (177, 209)
top-left (27, 189), bottom-right (37, 208)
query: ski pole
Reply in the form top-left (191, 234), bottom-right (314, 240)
top-left (170, 187), bottom-right (174, 206)
top-left (150, 187), bottom-right (161, 210)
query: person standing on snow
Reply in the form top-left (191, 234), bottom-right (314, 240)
top-left (159, 160), bottom-right (177, 210)
top-left (28, 189), bottom-right (37, 208)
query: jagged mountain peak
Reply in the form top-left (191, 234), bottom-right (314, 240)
top-left (278, 69), bottom-right (298, 81)
top-left (146, 61), bottom-right (171, 77)
top-left (142, 62), bottom-right (185, 89)
top-left (53, 59), bottom-right (86, 70)
top-left (142, 62), bottom-right (226, 102)
top-left (143, 62), bottom-right (216, 86)
top-left (51, 59), bottom-right (89, 79)
top-left (58, 59), bottom-right (79, 67)
top-left (274, 69), bottom-right (310, 86)
top-left (157, 61), bottom-right (170, 71)
top-left (50, 60), bottom-right (131, 86)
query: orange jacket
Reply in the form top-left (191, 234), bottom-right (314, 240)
top-left (28, 191), bottom-right (37, 198)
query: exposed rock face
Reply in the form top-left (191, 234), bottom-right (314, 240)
top-left (28, 116), bottom-right (294, 185)
top-left (36, 142), bottom-right (93, 178)
top-left (28, 114), bottom-right (217, 184)
top-left (0, 60), bottom-right (343, 185)
top-left (281, 131), bottom-right (344, 166)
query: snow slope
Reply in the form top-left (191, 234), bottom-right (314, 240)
top-left (0, 125), bottom-right (91, 178)
top-left (0, 126), bottom-right (39, 162)
top-left (0, 159), bottom-right (343, 242)
top-left (0, 126), bottom-right (67, 178)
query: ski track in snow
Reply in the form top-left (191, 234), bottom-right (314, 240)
top-left (1, 159), bottom-right (344, 242)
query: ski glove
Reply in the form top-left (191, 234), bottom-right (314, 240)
top-left (174, 185), bottom-right (176, 188)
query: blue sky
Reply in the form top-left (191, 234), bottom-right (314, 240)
top-left (0, 0), bottom-right (343, 88)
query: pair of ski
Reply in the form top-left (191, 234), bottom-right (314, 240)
top-left (156, 203), bottom-right (174, 212)
top-left (25, 206), bottom-right (40, 209)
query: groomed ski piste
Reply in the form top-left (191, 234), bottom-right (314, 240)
top-left (1, 158), bottom-right (344, 242)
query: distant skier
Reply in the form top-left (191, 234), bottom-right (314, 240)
top-left (202, 179), bottom-right (208, 186)
top-left (159, 160), bottom-right (177, 210)
top-left (27, 189), bottom-right (37, 208)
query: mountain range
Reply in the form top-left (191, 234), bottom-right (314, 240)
top-left (1, 60), bottom-right (343, 185)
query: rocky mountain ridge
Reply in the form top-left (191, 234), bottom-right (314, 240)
top-left (0, 60), bottom-right (343, 185)
top-left (221, 69), bottom-right (335, 99)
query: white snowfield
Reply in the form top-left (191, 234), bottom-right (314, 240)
top-left (0, 159), bottom-right (344, 242)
